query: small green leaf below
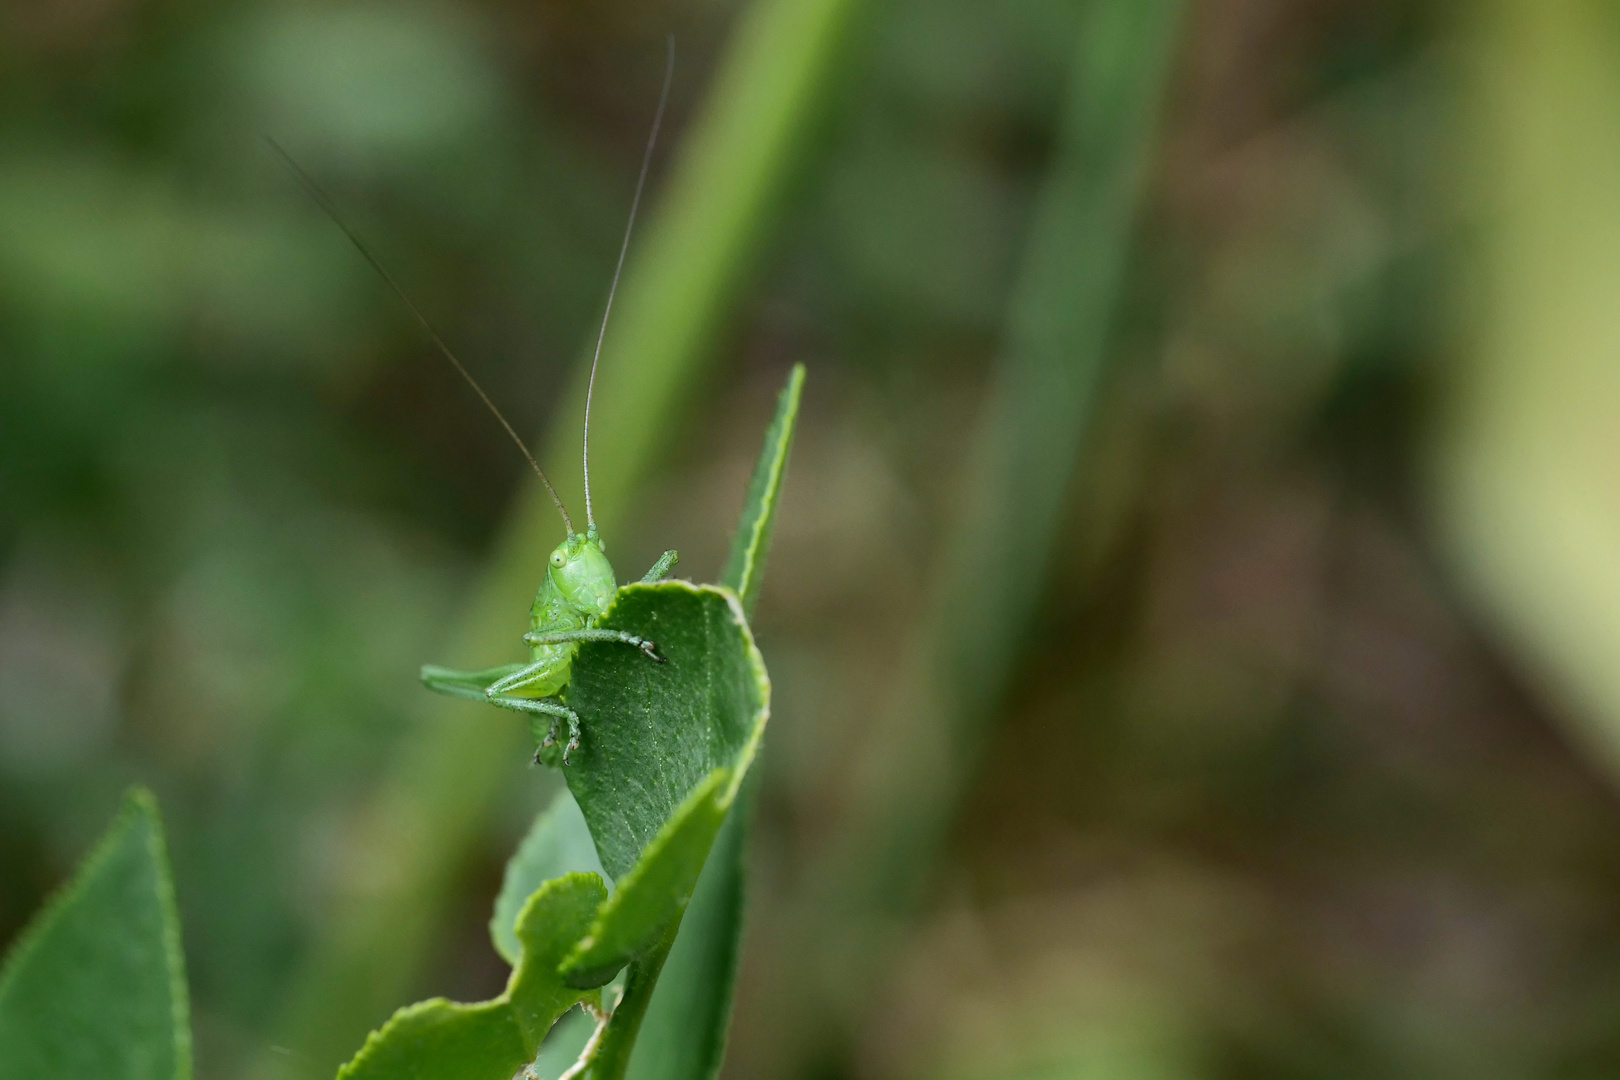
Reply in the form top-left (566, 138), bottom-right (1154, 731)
top-left (492, 789), bottom-right (609, 966)
top-left (337, 873), bottom-right (606, 1080)
top-left (0, 787), bottom-right (191, 1080)
top-left (557, 582), bottom-right (769, 985)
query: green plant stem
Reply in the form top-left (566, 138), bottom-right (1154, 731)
top-left (577, 922), bottom-right (680, 1080)
top-left (253, 0), bottom-right (856, 1075)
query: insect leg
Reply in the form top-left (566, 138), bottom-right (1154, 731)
top-left (478, 660), bottom-right (585, 762)
top-left (522, 627), bottom-right (664, 662)
top-left (640, 549), bottom-right (679, 582)
top-left (420, 662), bottom-right (526, 701)
top-left (483, 691), bottom-right (582, 764)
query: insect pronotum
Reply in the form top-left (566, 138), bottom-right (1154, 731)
top-left (272, 39), bottom-right (679, 765)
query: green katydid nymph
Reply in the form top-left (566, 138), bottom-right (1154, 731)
top-left (273, 44), bottom-right (678, 765)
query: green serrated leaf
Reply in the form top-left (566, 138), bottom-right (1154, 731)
top-left (563, 582), bottom-right (768, 882)
top-left (554, 582), bottom-right (768, 987)
top-left (337, 873), bottom-right (605, 1080)
top-left (720, 363), bottom-right (804, 618)
top-left (0, 788), bottom-right (191, 1080)
top-left (337, 1000), bottom-right (524, 1080)
top-left (492, 789), bottom-right (609, 966)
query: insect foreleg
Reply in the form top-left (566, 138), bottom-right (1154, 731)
top-left (640, 549), bottom-right (679, 582)
top-left (522, 627), bottom-right (664, 662)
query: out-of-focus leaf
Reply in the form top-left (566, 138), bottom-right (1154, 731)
top-left (757, 0), bottom-right (1186, 1071)
top-left (627, 364), bottom-right (805, 1079)
top-left (1437, 0), bottom-right (1620, 783)
top-left (557, 583), bottom-right (768, 985)
top-left (336, 873), bottom-right (604, 1080)
top-left (0, 788), bottom-right (191, 1080)
top-left (243, 6), bottom-right (499, 153)
top-left (832, 0), bottom-right (1182, 926)
top-left (491, 789), bottom-right (608, 966)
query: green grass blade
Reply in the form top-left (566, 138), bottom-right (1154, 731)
top-left (761, 0), bottom-right (1186, 1069)
top-left (847, 0), bottom-right (1182, 922)
top-left (622, 773), bottom-right (753, 1080)
top-left (257, 0), bottom-right (858, 1073)
top-left (721, 363), bottom-right (806, 617)
top-left (0, 788), bottom-right (191, 1080)
top-left (622, 364), bottom-right (805, 1080)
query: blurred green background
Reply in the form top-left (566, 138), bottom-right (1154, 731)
top-left (9, 0), bottom-right (1620, 1077)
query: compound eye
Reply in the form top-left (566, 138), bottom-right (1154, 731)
top-left (549, 550), bottom-right (567, 569)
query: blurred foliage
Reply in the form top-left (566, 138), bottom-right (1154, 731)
top-left (1436, 0), bottom-right (1620, 784)
top-left (9, 0), bottom-right (1620, 1079)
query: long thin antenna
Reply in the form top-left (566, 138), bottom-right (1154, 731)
top-left (583, 34), bottom-right (675, 533)
top-left (267, 138), bottom-right (576, 535)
